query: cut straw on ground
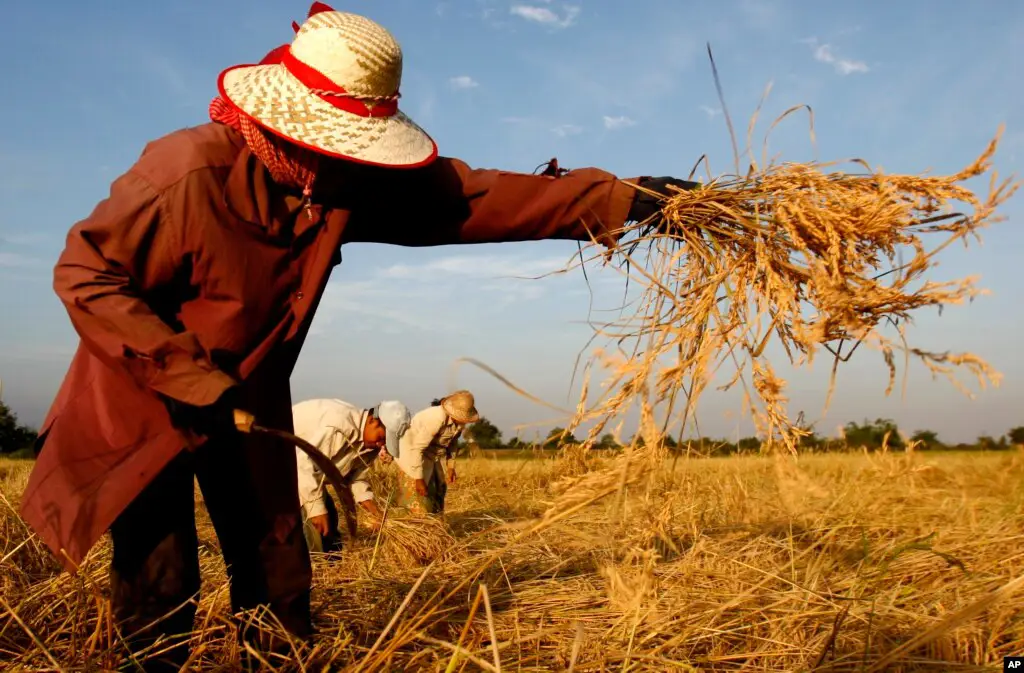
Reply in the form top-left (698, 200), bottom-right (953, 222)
top-left (9, 450), bottom-right (1022, 670)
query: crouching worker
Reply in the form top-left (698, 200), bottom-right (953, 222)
top-left (293, 398), bottom-right (411, 552)
top-left (395, 391), bottom-right (479, 515)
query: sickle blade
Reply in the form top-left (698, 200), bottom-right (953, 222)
top-left (250, 424), bottom-right (359, 538)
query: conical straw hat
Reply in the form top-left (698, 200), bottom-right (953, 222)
top-left (441, 390), bottom-right (479, 424)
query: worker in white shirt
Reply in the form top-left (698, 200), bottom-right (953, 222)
top-left (292, 398), bottom-right (412, 553)
top-left (395, 390), bottom-right (479, 515)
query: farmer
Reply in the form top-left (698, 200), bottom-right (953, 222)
top-left (19, 3), bottom-right (697, 670)
top-left (293, 398), bottom-right (411, 553)
top-left (395, 391), bottom-right (478, 515)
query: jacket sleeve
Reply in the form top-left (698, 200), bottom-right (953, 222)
top-left (297, 417), bottom-right (357, 517)
top-left (53, 169), bottom-right (236, 406)
top-left (349, 464), bottom-right (375, 504)
top-left (342, 157), bottom-right (639, 247)
top-left (296, 446), bottom-right (327, 518)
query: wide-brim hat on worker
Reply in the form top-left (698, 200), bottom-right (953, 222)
top-left (375, 400), bottom-right (412, 459)
top-left (217, 2), bottom-right (437, 168)
top-left (442, 390), bottom-right (480, 425)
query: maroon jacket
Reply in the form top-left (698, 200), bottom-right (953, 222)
top-left (20, 122), bottom-right (637, 569)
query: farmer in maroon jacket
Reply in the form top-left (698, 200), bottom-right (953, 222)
top-left (20, 3), bottom-right (695, 669)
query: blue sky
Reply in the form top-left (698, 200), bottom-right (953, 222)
top-left (1, 0), bottom-right (1022, 444)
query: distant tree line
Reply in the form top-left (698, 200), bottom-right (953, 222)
top-left (4, 408), bottom-right (1022, 460)
top-left (459, 416), bottom-right (1024, 455)
top-left (0, 400), bottom-right (38, 457)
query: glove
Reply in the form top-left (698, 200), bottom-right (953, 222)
top-left (163, 385), bottom-right (244, 439)
top-left (627, 176), bottom-right (702, 226)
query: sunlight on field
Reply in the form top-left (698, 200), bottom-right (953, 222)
top-left (1, 450), bottom-right (1022, 671)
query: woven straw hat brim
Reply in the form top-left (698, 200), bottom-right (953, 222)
top-left (219, 63), bottom-right (437, 168)
top-left (442, 399), bottom-right (480, 425)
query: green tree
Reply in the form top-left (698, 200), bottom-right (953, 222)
top-left (737, 436), bottom-right (761, 452)
top-left (976, 434), bottom-right (1008, 451)
top-left (843, 418), bottom-right (904, 451)
top-left (1007, 427), bottom-right (1024, 445)
top-left (594, 433), bottom-right (620, 450)
top-left (543, 427), bottom-right (577, 449)
top-left (910, 429), bottom-right (942, 450)
top-left (465, 416), bottom-right (503, 448)
top-left (0, 400), bottom-right (38, 454)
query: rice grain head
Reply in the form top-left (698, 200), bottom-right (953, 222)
top-left (566, 126), bottom-right (1017, 456)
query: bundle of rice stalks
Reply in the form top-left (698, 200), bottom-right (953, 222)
top-left (569, 123), bottom-right (1018, 452)
top-left (371, 514), bottom-right (458, 568)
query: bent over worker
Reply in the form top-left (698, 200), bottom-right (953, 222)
top-left (396, 391), bottom-right (479, 515)
top-left (293, 398), bottom-right (411, 553)
top-left (18, 3), bottom-right (699, 670)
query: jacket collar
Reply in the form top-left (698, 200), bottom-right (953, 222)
top-left (221, 129), bottom-right (325, 240)
top-left (352, 408), bottom-right (375, 453)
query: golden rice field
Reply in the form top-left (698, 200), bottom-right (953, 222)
top-left (1, 448), bottom-right (1022, 671)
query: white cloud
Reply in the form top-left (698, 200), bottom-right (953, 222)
top-left (835, 58), bottom-right (869, 75)
top-left (380, 254), bottom-right (569, 280)
top-left (602, 115), bottom-right (636, 130)
top-left (449, 75), bottom-right (479, 90)
top-left (803, 37), bottom-right (869, 75)
top-left (311, 280), bottom-right (449, 335)
top-left (0, 252), bottom-right (40, 268)
top-left (307, 253), bottom-right (584, 338)
top-left (815, 44), bottom-right (869, 75)
top-left (699, 105), bottom-right (721, 119)
top-left (551, 123), bottom-right (583, 137)
top-left (0, 232), bottom-right (53, 246)
top-left (515, 22), bottom-right (697, 120)
top-left (498, 116), bottom-right (585, 139)
top-left (510, 4), bottom-right (580, 28)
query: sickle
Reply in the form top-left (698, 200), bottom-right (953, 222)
top-left (233, 410), bottom-right (359, 539)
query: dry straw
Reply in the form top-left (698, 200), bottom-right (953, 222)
top-left (3, 427), bottom-right (1023, 670)
top-left (371, 514), bottom-right (459, 568)
top-left (561, 95), bottom-right (1018, 453)
top-left (3, 60), bottom-right (1021, 672)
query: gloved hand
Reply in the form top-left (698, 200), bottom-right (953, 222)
top-left (627, 176), bottom-right (702, 226)
top-left (163, 385), bottom-right (244, 439)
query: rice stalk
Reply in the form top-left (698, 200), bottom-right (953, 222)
top-left (565, 124), bottom-right (1017, 454)
top-left (374, 515), bottom-right (459, 568)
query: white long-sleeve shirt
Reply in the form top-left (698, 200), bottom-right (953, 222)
top-left (396, 405), bottom-right (463, 479)
top-left (292, 398), bottom-right (378, 518)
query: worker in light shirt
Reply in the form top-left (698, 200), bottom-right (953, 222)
top-left (292, 398), bottom-right (411, 552)
top-left (395, 390), bottom-right (479, 515)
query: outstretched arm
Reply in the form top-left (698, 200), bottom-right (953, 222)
top-left (343, 157), bottom-right (639, 248)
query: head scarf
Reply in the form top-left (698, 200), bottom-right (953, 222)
top-left (208, 43), bottom-right (321, 203)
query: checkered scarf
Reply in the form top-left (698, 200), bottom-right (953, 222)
top-left (208, 96), bottom-right (320, 201)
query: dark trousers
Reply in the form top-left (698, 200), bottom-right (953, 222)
top-left (109, 431), bottom-right (312, 671)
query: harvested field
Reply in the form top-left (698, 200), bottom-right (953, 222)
top-left (2, 449), bottom-right (1022, 671)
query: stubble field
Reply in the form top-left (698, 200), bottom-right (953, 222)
top-left (1, 448), bottom-right (1022, 671)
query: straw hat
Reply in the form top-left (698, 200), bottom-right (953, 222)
top-left (441, 390), bottom-right (480, 425)
top-left (217, 3), bottom-right (437, 168)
